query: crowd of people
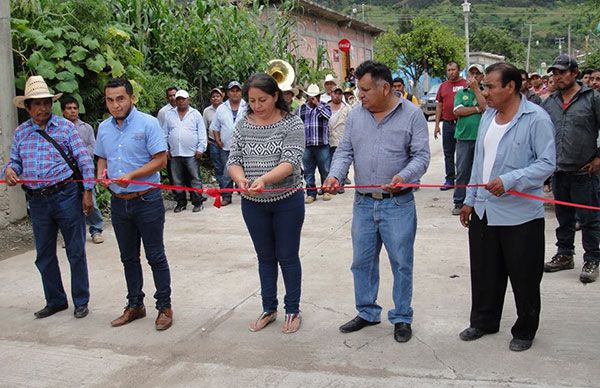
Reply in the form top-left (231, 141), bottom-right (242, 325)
top-left (2, 53), bottom-right (600, 352)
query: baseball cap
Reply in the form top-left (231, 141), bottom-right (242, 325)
top-left (547, 54), bottom-right (578, 73)
top-left (175, 90), bottom-right (189, 99)
top-left (227, 81), bottom-right (242, 90)
top-left (467, 64), bottom-right (484, 74)
top-left (210, 87), bottom-right (223, 96)
top-left (332, 85), bottom-right (343, 93)
top-left (529, 72), bottom-right (541, 78)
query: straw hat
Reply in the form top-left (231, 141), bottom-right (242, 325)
top-left (281, 85), bottom-right (299, 97)
top-left (324, 74), bottom-right (336, 84)
top-left (13, 76), bottom-right (63, 109)
top-left (305, 84), bottom-right (322, 97)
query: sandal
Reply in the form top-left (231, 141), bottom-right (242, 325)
top-left (249, 311), bottom-right (277, 332)
top-left (282, 313), bottom-right (302, 334)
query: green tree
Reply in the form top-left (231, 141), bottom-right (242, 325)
top-left (471, 26), bottom-right (527, 65)
top-left (375, 16), bottom-right (464, 91)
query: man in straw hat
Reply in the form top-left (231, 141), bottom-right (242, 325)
top-left (296, 83), bottom-right (332, 204)
top-left (3, 75), bottom-right (95, 319)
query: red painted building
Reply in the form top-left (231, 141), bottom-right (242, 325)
top-left (271, 0), bottom-right (384, 81)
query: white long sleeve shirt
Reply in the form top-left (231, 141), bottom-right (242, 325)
top-left (164, 107), bottom-right (207, 157)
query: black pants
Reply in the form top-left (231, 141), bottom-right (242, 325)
top-left (468, 214), bottom-right (544, 341)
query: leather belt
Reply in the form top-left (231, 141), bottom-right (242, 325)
top-left (111, 188), bottom-right (157, 200)
top-left (443, 119), bottom-right (457, 124)
top-left (24, 178), bottom-right (73, 198)
top-left (358, 189), bottom-right (412, 200)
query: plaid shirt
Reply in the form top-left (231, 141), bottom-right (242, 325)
top-left (296, 102), bottom-right (332, 146)
top-left (3, 115), bottom-right (95, 190)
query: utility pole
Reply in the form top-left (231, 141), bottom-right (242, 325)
top-left (526, 23), bottom-right (533, 72)
top-left (0, 2), bottom-right (27, 223)
top-left (361, 3), bottom-right (365, 21)
top-left (567, 24), bottom-right (572, 57)
top-left (462, 0), bottom-right (471, 69)
top-left (555, 37), bottom-right (565, 55)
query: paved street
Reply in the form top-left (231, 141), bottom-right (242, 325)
top-left (0, 123), bottom-right (598, 387)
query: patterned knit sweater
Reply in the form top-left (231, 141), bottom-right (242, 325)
top-left (227, 113), bottom-right (305, 203)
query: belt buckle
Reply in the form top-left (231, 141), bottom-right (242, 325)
top-left (372, 192), bottom-right (383, 200)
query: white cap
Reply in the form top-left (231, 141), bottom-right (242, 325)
top-left (468, 64), bottom-right (484, 74)
top-left (175, 90), bottom-right (189, 99)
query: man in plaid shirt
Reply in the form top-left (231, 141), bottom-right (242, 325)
top-left (295, 83), bottom-right (332, 204)
top-left (3, 76), bottom-right (95, 320)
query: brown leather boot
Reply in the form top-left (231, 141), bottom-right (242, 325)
top-left (110, 305), bottom-right (146, 327)
top-left (155, 307), bottom-right (173, 331)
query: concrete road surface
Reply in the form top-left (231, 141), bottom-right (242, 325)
top-left (0, 122), bottom-right (598, 387)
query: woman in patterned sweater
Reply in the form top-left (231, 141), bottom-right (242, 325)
top-left (227, 73), bottom-right (306, 334)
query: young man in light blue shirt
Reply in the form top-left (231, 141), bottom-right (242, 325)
top-left (95, 78), bottom-right (173, 331)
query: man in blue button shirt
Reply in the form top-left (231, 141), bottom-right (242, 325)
top-left (95, 78), bottom-right (173, 331)
top-left (459, 63), bottom-right (555, 352)
top-left (324, 61), bottom-right (430, 344)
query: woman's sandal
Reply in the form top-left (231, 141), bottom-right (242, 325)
top-left (249, 311), bottom-right (277, 332)
top-left (282, 313), bottom-right (302, 334)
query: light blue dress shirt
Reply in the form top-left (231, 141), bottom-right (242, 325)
top-left (210, 99), bottom-right (247, 151)
top-left (328, 98), bottom-right (430, 193)
top-left (163, 107), bottom-right (207, 157)
top-left (95, 107), bottom-right (167, 194)
top-left (464, 96), bottom-right (556, 226)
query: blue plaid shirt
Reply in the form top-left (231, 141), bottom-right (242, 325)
top-left (3, 114), bottom-right (95, 190)
top-left (296, 102), bottom-right (332, 146)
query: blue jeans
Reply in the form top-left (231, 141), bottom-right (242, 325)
top-left (28, 182), bottom-right (90, 307)
top-left (86, 189), bottom-right (103, 236)
top-left (553, 172), bottom-right (600, 263)
top-left (351, 192), bottom-right (416, 324)
top-left (453, 140), bottom-right (476, 205)
top-left (219, 149), bottom-right (233, 200)
top-left (209, 141), bottom-right (226, 191)
top-left (303, 145), bottom-right (331, 197)
top-left (442, 121), bottom-right (457, 182)
top-left (241, 191), bottom-right (305, 314)
top-left (170, 156), bottom-right (204, 206)
top-left (110, 189), bottom-right (172, 309)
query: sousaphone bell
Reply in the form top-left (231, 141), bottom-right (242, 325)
top-left (266, 59), bottom-right (295, 91)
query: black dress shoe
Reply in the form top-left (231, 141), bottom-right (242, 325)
top-left (394, 322), bottom-right (412, 343)
top-left (339, 316), bottom-right (380, 333)
top-left (509, 338), bottom-right (533, 352)
top-left (192, 204), bottom-right (203, 213)
top-left (174, 204), bottom-right (186, 213)
top-left (74, 304), bottom-right (89, 319)
top-left (459, 327), bottom-right (488, 341)
top-left (34, 304), bottom-right (68, 319)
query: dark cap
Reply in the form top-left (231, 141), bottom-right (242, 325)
top-left (547, 54), bottom-right (578, 73)
top-left (227, 81), bottom-right (242, 90)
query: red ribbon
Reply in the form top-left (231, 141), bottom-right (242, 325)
top-left (2, 178), bottom-right (599, 211)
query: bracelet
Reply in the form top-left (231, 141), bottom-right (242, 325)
top-left (475, 106), bottom-right (480, 113)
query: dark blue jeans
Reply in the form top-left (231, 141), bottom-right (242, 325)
top-left (170, 156), bottom-right (204, 206)
top-left (442, 120), bottom-right (457, 182)
top-left (454, 140), bottom-right (476, 205)
top-left (28, 182), bottom-right (90, 307)
top-left (86, 189), bottom-right (103, 236)
top-left (111, 189), bottom-right (172, 309)
top-left (553, 172), bottom-right (600, 263)
top-left (303, 145), bottom-right (331, 197)
top-left (241, 191), bottom-right (305, 314)
top-left (220, 149), bottom-right (233, 200)
top-left (209, 141), bottom-right (226, 195)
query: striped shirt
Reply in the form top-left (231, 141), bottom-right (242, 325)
top-left (3, 115), bottom-right (95, 190)
top-left (227, 114), bottom-right (305, 203)
top-left (296, 102), bottom-right (331, 146)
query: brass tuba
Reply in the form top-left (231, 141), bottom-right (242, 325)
top-left (266, 59), bottom-right (295, 91)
